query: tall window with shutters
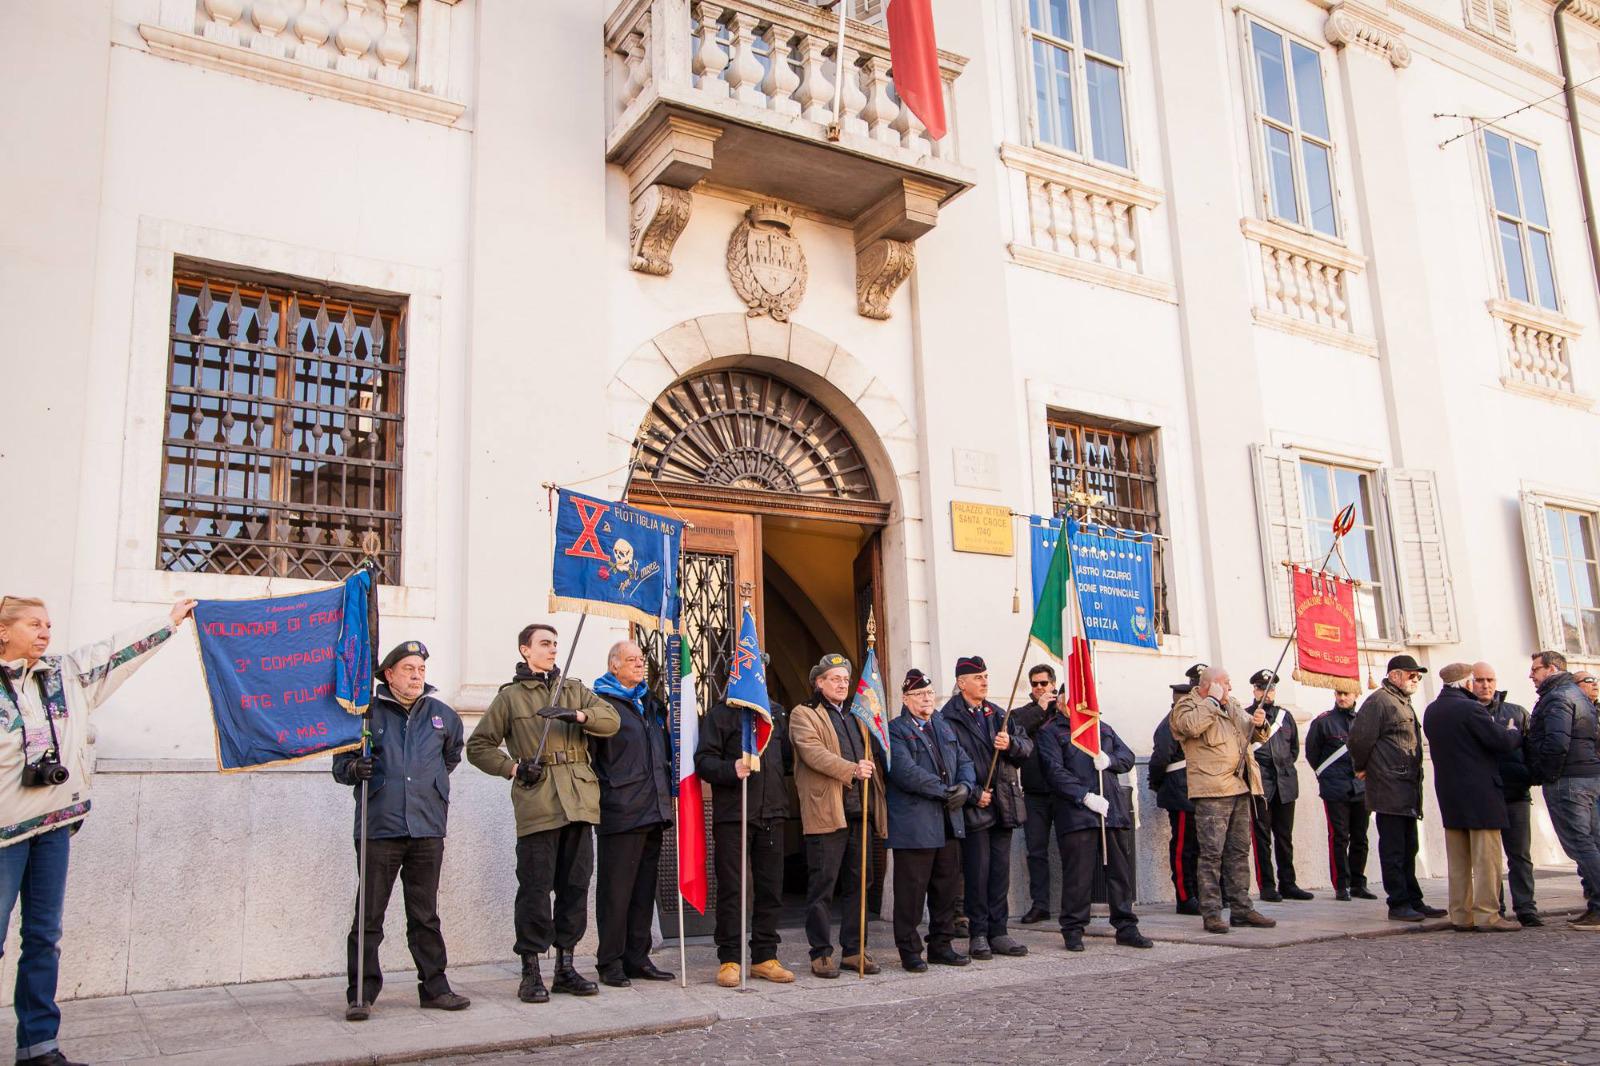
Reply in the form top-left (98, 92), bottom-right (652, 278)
top-left (158, 266), bottom-right (407, 585)
top-left (1464, 0), bottom-right (1515, 45)
top-left (1243, 18), bottom-right (1339, 238)
top-left (1250, 446), bottom-right (1458, 646)
top-left (1482, 131), bottom-right (1559, 312)
top-left (1299, 460), bottom-right (1390, 642)
top-left (1046, 413), bottom-right (1168, 634)
top-left (1521, 492), bottom-right (1600, 660)
top-left (1024, 0), bottom-right (1131, 169)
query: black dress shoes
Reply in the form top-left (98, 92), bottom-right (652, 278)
top-left (597, 962), bottom-right (631, 988)
top-left (1063, 931), bottom-right (1084, 952)
top-left (900, 953), bottom-right (928, 973)
top-left (1115, 930), bottom-right (1154, 949)
top-left (1018, 906), bottom-right (1051, 924)
top-left (625, 960), bottom-right (676, 982)
top-left (1351, 886), bottom-right (1378, 900)
top-left (927, 945), bottom-right (970, 966)
top-left (1280, 886), bottom-right (1314, 901)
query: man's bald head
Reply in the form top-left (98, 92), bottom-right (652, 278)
top-left (1470, 661), bottom-right (1498, 705)
top-left (1197, 666), bottom-right (1231, 701)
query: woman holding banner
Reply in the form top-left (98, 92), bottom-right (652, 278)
top-left (0, 594), bottom-right (195, 1066)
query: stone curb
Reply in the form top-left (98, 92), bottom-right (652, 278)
top-left (308, 1012), bottom-right (719, 1066)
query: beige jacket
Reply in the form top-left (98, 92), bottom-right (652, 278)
top-left (789, 700), bottom-right (888, 838)
top-left (1169, 691), bottom-right (1269, 799)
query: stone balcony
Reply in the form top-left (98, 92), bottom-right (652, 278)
top-left (604, 0), bottom-right (974, 315)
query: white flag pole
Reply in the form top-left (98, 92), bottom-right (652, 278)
top-left (828, 1), bottom-right (848, 139)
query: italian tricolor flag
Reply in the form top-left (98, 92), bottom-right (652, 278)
top-left (1030, 522), bottom-right (1100, 756)
top-left (675, 637), bottom-right (707, 914)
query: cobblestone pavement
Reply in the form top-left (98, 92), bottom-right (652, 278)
top-left (435, 925), bottom-right (1600, 1066)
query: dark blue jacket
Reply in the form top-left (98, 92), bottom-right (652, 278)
top-left (1304, 704), bottom-right (1364, 803)
top-left (887, 708), bottom-right (975, 850)
top-left (1485, 693), bottom-right (1532, 802)
top-left (1250, 700), bottom-right (1300, 804)
top-left (332, 684), bottom-right (463, 839)
top-left (1528, 671), bottom-right (1600, 783)
top-left (938, 693), bottom-right (1033, 831)
top-left (591, 679), bottom-right (674, 835)
top-left (1422, 684), bottom-right (1520, 830)
top-left (1148, 717), bottom-right (1191, 812)
top-left (1036, 718), bottom-right (1136, 833)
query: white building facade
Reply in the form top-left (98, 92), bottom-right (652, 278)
top-left (3, 0), bottom-right (1598, 999)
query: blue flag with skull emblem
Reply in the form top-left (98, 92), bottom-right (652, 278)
top-left (549, 488), bottom-right (682, 632)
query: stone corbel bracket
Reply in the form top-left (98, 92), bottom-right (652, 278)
top-left (853, 178), bottom-right (942, 319)
top-left (1324, 1), bottom-right (1411, 69)
top-left (620, 116), bottom-right (722, 275)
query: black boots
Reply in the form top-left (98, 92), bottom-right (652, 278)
top-left (551, 948), bottom-right (599, 996)
top-left (518, 954), bottom-right (549, 1004)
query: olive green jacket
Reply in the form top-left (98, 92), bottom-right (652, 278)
top-left (467, 669), bottom-right (620, 836)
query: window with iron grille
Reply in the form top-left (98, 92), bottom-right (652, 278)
top-left (158, 265), bottom-right (407, 585)
top-left (1047, 413), bottom-right (1168, 634)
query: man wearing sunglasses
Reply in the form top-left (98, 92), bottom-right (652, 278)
top-left (1012, 664), bottom-right (1059, 926)
top-left (1349, 655), bottom-right (1446, 923)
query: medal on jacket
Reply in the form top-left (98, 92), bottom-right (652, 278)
top-left (432, 715), bottom-right (444, 729)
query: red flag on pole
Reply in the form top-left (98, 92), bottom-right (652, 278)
top-left (886, 0), bottom-right (947, 140)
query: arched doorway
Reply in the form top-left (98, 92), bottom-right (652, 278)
top-left (631, 367), bottom-right (889, 710)
top-left (622, 358), bottom-right (901, 934)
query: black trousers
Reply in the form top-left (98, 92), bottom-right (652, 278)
top-left (1375, 813), bottom-right (1423, 910)
top-left (1251, 796), bottom-right (1299, 890)
top-left (960, 826), bottom-right (1014, 940)
top-left (1166, 809), bottom-right (1199, 906)
top-left (346, 836), bottom-right (449, 1005)
top-left (1022, 793), bottom-right (1055, 911)
top-left (892, 840), bottom-right (961, 959)
top-left (712, 819), bottom-right (783, 965)
top-left (1322, 798), bottom-right (1370, 892)
top-left (1499, 799), bottom-right (1537, 918)
top-left (1059, 827), bottom-right (1139, 937)
top-left (804, 818), bottom-right (870, 960)
top-left (595, 824), bottom-right (664, 970)
top-left (514, 822), bottom-right (594, 957)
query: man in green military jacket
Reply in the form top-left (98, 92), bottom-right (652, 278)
top-left (468, 623), bottom-right (619, 1003)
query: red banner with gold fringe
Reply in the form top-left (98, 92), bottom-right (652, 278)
top-left (1291, 566), bottom-right (1361, 694)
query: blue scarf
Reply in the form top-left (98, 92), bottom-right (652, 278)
top-left (594, 672), bottom-right (648, 717)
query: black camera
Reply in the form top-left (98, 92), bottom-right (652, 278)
top-left (21, 750), bottom-right (69, 788)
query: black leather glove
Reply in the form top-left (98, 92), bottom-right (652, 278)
top-left (537, 705), bottom-right (583, 724)
top-left (514, 758), bottom-right (544, 788)
top-left (350, 755), bottom-right (376, 782)
top-left (943, 783), bottom-right (970, 811)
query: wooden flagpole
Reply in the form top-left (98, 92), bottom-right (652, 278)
top-left (858, 720), bottom-right (871, 979)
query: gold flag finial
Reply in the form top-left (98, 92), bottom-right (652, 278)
top-left (866, 605), bottom-right (877, 647)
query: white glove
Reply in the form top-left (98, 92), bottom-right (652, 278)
top-left (1082, 793), bottom-right (1110, 817)
top-left (1092, 750), bottom-right (1111, 771)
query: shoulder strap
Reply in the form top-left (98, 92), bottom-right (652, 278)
top-left (1250, 709), bottom-right (1288, 753)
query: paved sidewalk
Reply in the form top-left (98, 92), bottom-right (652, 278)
top-left (56, 870), bottom-right (1588, 1066)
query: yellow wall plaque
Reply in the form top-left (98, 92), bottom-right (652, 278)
top-left (951, 501), bottom-right (1014, 556)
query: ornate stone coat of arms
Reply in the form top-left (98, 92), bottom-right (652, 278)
top-left (727, 202), bottom-right (807, 320)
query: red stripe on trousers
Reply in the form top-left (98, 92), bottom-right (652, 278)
top-left (1325, 802), bottom-right (1338, 887)
top-left (1251, 809), bottom-right (1266, 890)
top-left (1174, 811), bottom-right (1188, 901)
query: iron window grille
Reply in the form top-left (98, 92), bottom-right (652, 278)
top-left (1047, 413), bottom-right (1168, 634)
top-left (158, 265), bottom-right (407, 585)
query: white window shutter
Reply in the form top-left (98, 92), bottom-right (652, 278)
top-left (1492, 0), bottom-right (1515, 40)
top-left (1250, 444), bottom-right (1309, 638)
top-left (1519, 491), bottom-right (1566, 652)
top-left (1381, 469), bottom-right (1459, 645)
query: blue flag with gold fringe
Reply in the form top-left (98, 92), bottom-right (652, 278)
top-left (548, 488), bottom-right (682, 631)
top-left (725, 605), bottom-right (773, 767)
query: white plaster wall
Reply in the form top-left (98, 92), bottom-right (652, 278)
top-left (9, 0), bottom-right (1600, 1002)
